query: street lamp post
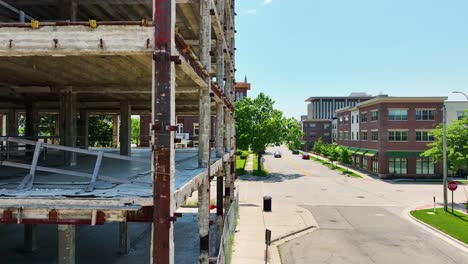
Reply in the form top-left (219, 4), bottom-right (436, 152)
top-left (442, 106), bottom-right (448, 211)
top-left (452, 91), bottom-right (468, 100)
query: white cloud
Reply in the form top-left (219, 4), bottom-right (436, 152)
top-left (262, 0), bottom-right (272, 6)
top-left (245, 9), bottom-right (257, 15)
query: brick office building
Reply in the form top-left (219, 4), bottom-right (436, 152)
top-left (336, 96), bottom-right (447, 179)
top-left (302, 93), bottom-right (372, 148)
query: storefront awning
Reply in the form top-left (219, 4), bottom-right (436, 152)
top-left (364, 149), bottom-right (378, 157)
top-left (386, 151), bottom-right (424, 158)
top-left (355, 150), bottom-right (367, 155)
top-left (347, 147), bottom-right (359, 153)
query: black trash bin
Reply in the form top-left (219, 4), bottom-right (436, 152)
top-left (263, 196), bottom-right (272, 212)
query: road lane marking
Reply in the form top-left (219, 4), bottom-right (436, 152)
top-left (283, 155), bottom-right (310, 176)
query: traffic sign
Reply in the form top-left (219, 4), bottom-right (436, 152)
top-left (448, 181), bottom-right (458, 191)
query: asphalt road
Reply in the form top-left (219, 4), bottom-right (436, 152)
top-left (248, 146), bottom-right (468, 264)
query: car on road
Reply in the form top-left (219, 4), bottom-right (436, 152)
top-left (292, 150), bottom-right (299, 155)
top-left (302, 153), bottom-right (310, 160)
top-left (274, 151), bottom-right (282, 158)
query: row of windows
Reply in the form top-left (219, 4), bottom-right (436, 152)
top-left (389, 158), bottom-right (434, 175)
top-left (347, 156), bottom-right (434, 175)
top-left (308, 123), bottom-right (331, 129)
top-left (339, 109), bottom-right (437, 125)
top-left (339, 130), bottom-right (434, 142)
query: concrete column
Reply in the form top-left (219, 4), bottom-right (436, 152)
top-left (79, 109), bottom-right (89, 149)
top-left (0, 114), bottom-right (4, 136)
top-left (25, 101), bottom-right (39, 140)
top-left (58, 225), bottom-right (75, 264)
top-left (216, 41), bottom-right (225, 93)
top-left (119, 222), bottom-right (130, 255)
top-left (224, 161), bottom-right (232, 211)
top-left (7, 109), bottom-right (18, 152)
top-left (224, 110), bottom-right (231, 152)
top-left (60, 90), bottom-right (77, 166)
top-left (198, 0), bottom-right (212, 263)
top-left (216, 103), bottom-right (224, 158)
top-left (119, 101), bottom-right (131, 156)
top-left (215, 170), bottom-right (224, 254)
top-left (112, 115), bottom-right (119, 148)
top-left (24, 224), bottom-right (38, 252)
top-left (53, 114), bottom-right (60, 144)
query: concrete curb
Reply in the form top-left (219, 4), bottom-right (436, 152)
top-left (405, 207), bottom-right (468, 252)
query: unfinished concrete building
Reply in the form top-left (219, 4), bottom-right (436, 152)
top-left (0, 0), bottom-right (237, 263)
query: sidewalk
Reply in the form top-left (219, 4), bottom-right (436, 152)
top-left (231, 160), bottom-right (318, 264)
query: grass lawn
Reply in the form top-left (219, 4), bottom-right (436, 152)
top-left (310, 156), bottom-right (362, 178)
top-left (235, 150), bottom-right (249, 175)
top-left (251, 154), bottom-right (268, 177)
top-left (411, 208), bottom-right (468, 244)
top-left (457, 180), bottom-right (468, 184)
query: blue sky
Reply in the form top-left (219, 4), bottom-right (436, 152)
top-left (235, 0), bottom-right (468, 118)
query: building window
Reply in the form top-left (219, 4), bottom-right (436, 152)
top-left (351, 132), bottom-right (354, 140)
top-left (324, 132), bottom-right (331, 137)
top-left (416, 158), bottom-right (434, 174)
top-left (356, 132), bottom-right (359, 140)
top-left (371, 110), bottom-right (378, 121)
top-left (344, 131), bottom-right (349, 140)
top-left (356, 115), bottom-right (359, 123)
top-left (389, 158), bottom-right (407, 175)
top-left (345, 116), bottom-right (349, 124)
top-left (416, 131), bottom-right (434, 142)
top-left (457, 111), bottom-right (466, 120)
top-left (193, 123), bottom-right (199, 136)
top-left (371, 131), bottom-right (379, 141)
top-left (339, 117), bottom-right (343, 124)
top-left (363, 157), bottom-right (368, 169)
top-left (416, 109), bottom-right (435, 121)
top-left (361, 113), bottom-right (367, 123)
top-left (177, 123), bottom-right (184, 134)
top-left (351, 115), bottom-right (354, 124)
top-left (339, 131), bottom-right (343, 140)
top-left (372, 156), bottom-right (378, 173)
top-left (361, 131), bottom-right (368, 140)
top-left (324, 123), bottom-right (331, 129)
top-left (388, 130), bottom-right (408, 141)
top-left (388, 109), bottom-right (408, 121)
top-left (309, 123), bottom-right (316, 128)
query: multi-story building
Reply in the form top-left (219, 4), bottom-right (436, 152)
top-left (445, 101), bottom-right (468, 123)
top-left (302, 93), bottom-right (373, 147)
top-left (336, 96), bottom-right (447, 178)
top-left (235, 76), bottom-right (251, 101)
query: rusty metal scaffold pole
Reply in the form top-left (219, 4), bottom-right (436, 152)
top-left (152, 0), bottom-right (176, 263)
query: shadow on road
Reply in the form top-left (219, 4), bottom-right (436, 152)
top-left (239, 173), bottom-right (303, 183)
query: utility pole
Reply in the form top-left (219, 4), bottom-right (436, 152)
top-left (442, 106), bottom-right (448, 211)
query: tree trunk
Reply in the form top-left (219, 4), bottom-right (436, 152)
top-left (257, 153), bottom-right (262, 171)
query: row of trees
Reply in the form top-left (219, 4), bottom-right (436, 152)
top-left (312, 138), bottom-right (353, 170)
top-left (235, 93), bottom-right (304, 171)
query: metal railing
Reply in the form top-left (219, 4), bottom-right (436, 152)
top-left (217, 191), bottom-right (239, 264)
top-left (0, 0), bottom-right (34, 22)
top-left (0, 137), bottom-right (151, 192)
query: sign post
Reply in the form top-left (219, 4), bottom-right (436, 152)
top-left (448, 181), bottom-right (458, 213)
top-left (265, 229), bottom-right (271, 264)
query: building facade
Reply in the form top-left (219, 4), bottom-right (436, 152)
top-left (302, 93), bottom-right (372, 147)
top-left (336, 96), bottom-right (447, 178)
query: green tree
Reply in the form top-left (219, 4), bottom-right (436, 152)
top-left (89, 115), bottom-right (113, 147)
top-left (313, 137), bottom-right (324, 154)
top-left (131, 117), bottom-right (140, 146)
top-left (283, 117), bottom-right (303, 151)
top-left (339, 146), bottom-right (352, 172)
top-left (328, 144), bottom-right (340, 168)
top-left (422, 111), bottom-right (468, 174)
top-left (235, 93), bottom-right (285, 171)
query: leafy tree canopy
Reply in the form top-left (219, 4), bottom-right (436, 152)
top-left (235, 93), bottom-right (287, 170)
top-left (422, 110), bottom-right (468, 173)
top-left (283, 117), bottom-right (304, 151)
